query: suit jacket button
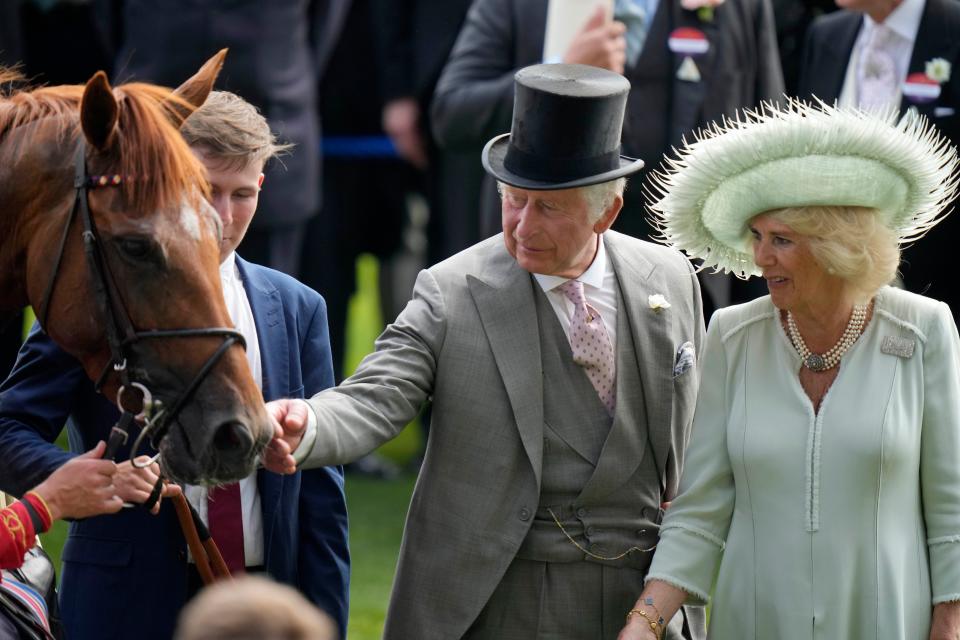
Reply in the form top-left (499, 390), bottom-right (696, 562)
top-left (519, 507), bottom-right (531, 521)
top-left (576, 507), bottom-right (587, 518)
top-left (585, 526), bottom-right (596, 537)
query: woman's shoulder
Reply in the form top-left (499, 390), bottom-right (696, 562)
top-left (710, 294), bottom-right (777, 342)
top-left (874, 286), bottom-right (953, 341)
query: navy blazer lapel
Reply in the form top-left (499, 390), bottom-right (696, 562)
top-left (594, 237), bottom-right (674, 496)
top-left (467, 248), bottom-right (544, 488)
top-left (900, 0), bottom-right (959, 117)
top-left (236, 257), bottom-right (287, 402)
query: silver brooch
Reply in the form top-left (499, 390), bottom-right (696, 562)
top-left (881, 335), bottom-right (915, 358)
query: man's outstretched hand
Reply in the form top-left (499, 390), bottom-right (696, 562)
top-left (262, 399), bottom-right (310, 475)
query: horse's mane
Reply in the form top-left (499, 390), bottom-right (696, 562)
top-left (0, 66), bottom-right (208, 214)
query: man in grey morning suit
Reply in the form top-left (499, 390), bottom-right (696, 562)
top-left (264, 64), bottom-right (707, 640)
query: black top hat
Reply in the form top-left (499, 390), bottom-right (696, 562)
top-left (482, 63), bottom-right (644, 190)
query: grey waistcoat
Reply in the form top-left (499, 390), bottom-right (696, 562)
top-left (516, 282), bottom-right (663, 572)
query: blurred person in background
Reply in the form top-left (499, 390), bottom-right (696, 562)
top-left (797, 0), bottom-right (960, 319)
top-left (102, 0), bottom-right (350, 278)
top-left (175, 575), bottom-right (337, 640)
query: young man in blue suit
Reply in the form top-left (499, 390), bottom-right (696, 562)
top-left (0, 91), bottom-right (350, 640)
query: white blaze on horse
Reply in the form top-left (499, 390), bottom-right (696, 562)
top-left (0, 51), bottom-right (270, 485)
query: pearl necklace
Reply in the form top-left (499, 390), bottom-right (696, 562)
top-left (786, 304), bottom-right (867, 372)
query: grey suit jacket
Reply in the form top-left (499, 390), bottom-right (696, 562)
top-left (303, 231), bottom-right (706, 639)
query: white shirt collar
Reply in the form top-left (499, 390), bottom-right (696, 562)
top-left (219, 251), bottom-right (238, 280)
top-left (533, 233), bottom-right (607, 293)
top-left (864, 0), bottom-right (924, 42)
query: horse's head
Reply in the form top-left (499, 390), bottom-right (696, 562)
top-left (2, 51), bottom-right (273, 484)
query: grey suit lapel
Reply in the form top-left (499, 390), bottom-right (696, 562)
top-left (579, 236), bottom-right (674, 501)
top-left (468, 250), bottom-right (544, 487)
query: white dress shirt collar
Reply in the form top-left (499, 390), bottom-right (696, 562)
top-left (864, 0), bottom-right (924, 42)
top-left (533, 234), bottom-right (607, 294)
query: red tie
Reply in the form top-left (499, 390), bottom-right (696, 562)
top-left (207, 483), bottom-right (245, 573)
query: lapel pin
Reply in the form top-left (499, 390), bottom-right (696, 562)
top-left (676, 56), bottom-right (702, 82)
top-left (668, 27), bottom-right (710, 57)
top-left (903, 71), bottom-right (942, 104)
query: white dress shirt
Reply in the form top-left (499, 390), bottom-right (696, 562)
top-left (184, 251), bottom-right (265, 567)
top-left (839, 0), bottom-right (925, 111)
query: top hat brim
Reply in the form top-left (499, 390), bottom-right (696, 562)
top-left (481, 133), bottom-right (645, 190)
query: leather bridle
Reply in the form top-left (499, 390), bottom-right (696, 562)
top-left (37, 140), bottom-right (246, 462)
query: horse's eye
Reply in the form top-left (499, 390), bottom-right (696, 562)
top-left (117, 237), bottom-right (153, 260)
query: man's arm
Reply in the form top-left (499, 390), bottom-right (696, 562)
top-left (430, 0), bottom-right (523, 151)
top-left (0, 327), bottom-right (84, 495)
top-left (267, 267), bottom-right (446, 471)
top-left (293, 292), bottom-right (351, 639)
top-left (0, 326), bottom-right (177, 511)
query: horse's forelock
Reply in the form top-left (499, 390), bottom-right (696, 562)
top-left (0, 76), bottom-right (210, 216)
top-left (110, 83), bottom-right (210, 215)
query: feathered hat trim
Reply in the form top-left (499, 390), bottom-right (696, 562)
top-left (648, 99), bottom-right (960, 277)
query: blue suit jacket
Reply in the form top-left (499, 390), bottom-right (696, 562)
top-left (0, 257), bottom-right (350, 640)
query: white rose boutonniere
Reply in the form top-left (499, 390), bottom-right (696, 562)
top-left (648, 294), bottom-right (671, 312)
top-left (680, 0), bottom-right (724, 22)
top-left (925, 58), bottom-right (952, 84)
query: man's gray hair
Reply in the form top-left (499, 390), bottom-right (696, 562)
top-left (581, 178), bottom-right (627, 221)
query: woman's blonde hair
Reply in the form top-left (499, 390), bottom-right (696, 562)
top-left (763, 205), bottom-right (900, 300)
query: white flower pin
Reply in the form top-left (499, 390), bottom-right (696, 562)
top-left (926, 58), bottom-right (951, 84)
top-left (680, 0), bottom-right (724, 21)
top-left (648, 294), bottom-right (671, 312)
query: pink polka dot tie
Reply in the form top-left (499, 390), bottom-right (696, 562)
top-left (557, 280), bottom-right (616, 415)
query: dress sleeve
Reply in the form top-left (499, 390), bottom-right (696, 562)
top-left (645, 312), bottom-right (735, 605)
top-left (920, 302), bottom-right (960, 604)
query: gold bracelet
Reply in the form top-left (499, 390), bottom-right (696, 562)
top-left (626, 609), bottom-right (663, 639)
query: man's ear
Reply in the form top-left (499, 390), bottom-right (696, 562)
top-left (258, 174), bottom-right (265, 188)
top-left (593, 193), bottom-right (623, 234)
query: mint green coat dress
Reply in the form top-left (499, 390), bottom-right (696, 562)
top-left (646, 287), bottom-right (960, 639)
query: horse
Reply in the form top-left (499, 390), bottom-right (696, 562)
top-left (0, 51), bottom-right (271, 485)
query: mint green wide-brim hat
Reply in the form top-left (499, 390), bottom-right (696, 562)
top-left (649, 99), bottom-right (960, 278)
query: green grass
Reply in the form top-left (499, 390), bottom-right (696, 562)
top-left (343, 475), bottom-right (416, 639)
top-left (31, 254), bottom-right (420, 640)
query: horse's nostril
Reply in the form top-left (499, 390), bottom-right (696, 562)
top-left (212, 421), bottom-right (254, 456)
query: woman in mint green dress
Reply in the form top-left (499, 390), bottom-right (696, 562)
top-left (618, 101), bottom-right (960, 640)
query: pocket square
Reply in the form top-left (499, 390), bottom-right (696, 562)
top-left (673, 341), bottom-right (696, 378)
top-left (934, 106), bottom-right (956, 118)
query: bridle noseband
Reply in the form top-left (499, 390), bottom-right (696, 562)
top-left (38, 140), bottom-right (247, 461)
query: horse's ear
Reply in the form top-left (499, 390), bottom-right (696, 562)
top-left (80, 71), bottom-right (119, 151)
top-left (168, 48), bottom-right (227, 126)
